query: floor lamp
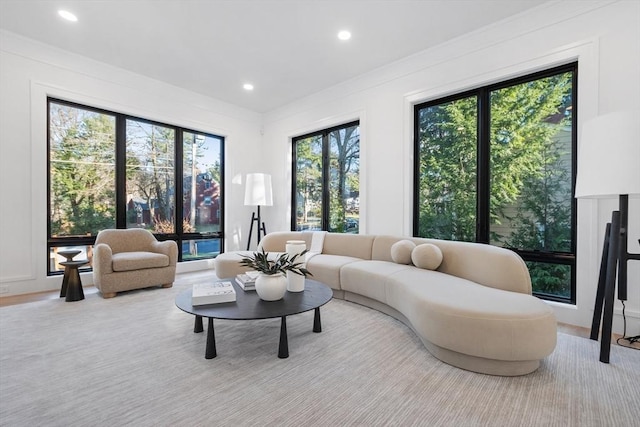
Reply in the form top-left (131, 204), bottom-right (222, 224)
top-left (244, 173), bottom-right (273, 250)
top-left (574, 110), bottom-right (640, 363)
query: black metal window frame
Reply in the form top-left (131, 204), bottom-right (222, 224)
top-left (291, 120), bottom-right (360, 231)
top-left (46, 97), bottom-right (225, 275)
top-left (412, 62), bottom-right (578, 304)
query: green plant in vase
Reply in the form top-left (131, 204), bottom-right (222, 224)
top-left (239, 249), bottom-right (312, 300)
top-left (239, 249), bottom-right (312, 277)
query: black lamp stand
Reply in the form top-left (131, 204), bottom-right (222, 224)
top-left (590, 194), bottom-right (640, 362)
top-left (246, 205), bottom-right (267, 250)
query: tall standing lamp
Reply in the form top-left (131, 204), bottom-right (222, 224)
top-left (244, 173), bottom-right (273, 250)
top-left (574, 110), bottom-right (640, 363)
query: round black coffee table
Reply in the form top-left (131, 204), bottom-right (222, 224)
top-left (175, 279), bottom-right (333, 359)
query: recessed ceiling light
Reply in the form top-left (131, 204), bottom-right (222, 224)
top-left (337, 30), bottom-right (351, 41)
top-left (243, 83), bottom-right (254, 91)
top-left (58, 10), bottom-right (78, 22)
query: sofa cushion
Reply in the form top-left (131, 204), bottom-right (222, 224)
top-left (341, 260), bottom-right (413, 304)
top-left (390, 240), bottom-right (415, 264)
top-left (306, 254), bottom-right (362, 290)
top-left (112, 251), bottom-right (169, 272)
top-left (323, 233), bottom-right (375, 260)
top-left (411, 243), bottom-right (443, 270)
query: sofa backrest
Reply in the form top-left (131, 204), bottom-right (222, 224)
top-left (259, 231), bottom-right (374, 259)
top-left (323, 233), bottom-right (375, 260)
top-left (372, 235), bottom-right (532, 294)
top-left (258, 232), bottom-right (313, 252)
top-left (95, 228), bottom-right (157, 254)
top-left (257, 231), bottom-right (531, 295)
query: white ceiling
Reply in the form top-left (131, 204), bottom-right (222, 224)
top-left (0, 0), bottom-right (548, 113)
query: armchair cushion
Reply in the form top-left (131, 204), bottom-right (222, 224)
top-left (112, 251), bottom-right (169, 272)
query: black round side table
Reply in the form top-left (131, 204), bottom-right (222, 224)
top-left (57, 250), bottom-right (82, 299)
top-left (59, 260), bottom-right (88, 302)
top-left (57, 250), bottom-right (81, 262)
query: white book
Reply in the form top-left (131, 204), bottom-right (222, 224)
top-left (235, 277), bottom-right (256, 291)
top-left (192, 282), bottom-right (236, 305)
top-left (236, 272), bottom-right (257, 285)
top-left (245, 270), bottom-right (259, 280)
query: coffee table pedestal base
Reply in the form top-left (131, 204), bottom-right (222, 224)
top-left (278, 316), bottom-right (289, 358)
top-left (191, 310), bottom-right (323, 360)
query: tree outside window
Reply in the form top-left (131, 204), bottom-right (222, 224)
top-left (49, 103), bottom-right (116, 237)
top-left (293, 122), bottom-right (360, 233)
top-left (414, 64), bottom-right (576, 302)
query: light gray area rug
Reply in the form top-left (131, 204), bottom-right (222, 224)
top-left (1, 274), bottom-right (639, 427)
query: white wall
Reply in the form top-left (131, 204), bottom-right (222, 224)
top-left (261, 0), bottom-right (640, 334)
top-left (0, 31), bottom-right (262, 296)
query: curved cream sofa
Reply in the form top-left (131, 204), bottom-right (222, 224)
top-left (214, 231), bottom-right (557, 376)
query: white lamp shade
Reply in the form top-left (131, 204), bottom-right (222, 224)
top-left (244, 173), bottom-right (273, 206)
top-left (574, 110), bottom-right (640, 198)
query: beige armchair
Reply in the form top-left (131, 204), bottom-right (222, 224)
top-left (93, 228), bottom-right (178, 298)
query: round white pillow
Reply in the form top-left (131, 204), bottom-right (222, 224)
top-left (411, 243), bottom-right (443, 270)
top-left (390, 240), bottom-right (416, 265)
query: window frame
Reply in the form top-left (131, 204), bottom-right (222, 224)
top-left (47, 97), bottom-right (225, 275)
top-left (413, 62), bottom-right (577, 304)
top-left (291, 120), bottom-right (360, 232)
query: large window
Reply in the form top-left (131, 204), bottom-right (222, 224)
top-left (414, 63), bottom-right (576, 303)
top-left (292, 121), bottom-right (360, 233)
top-left (47, 99), bottom-right (224, 275)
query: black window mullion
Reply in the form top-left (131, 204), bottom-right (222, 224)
top-left (476, 89), bottom-right (490, 244)
top-left (321, 132), bottom-right (330, 230)
top-left (412, 105), bottom-right (421, 235)
top-left (115, 114), bottom-right (127, 228)
top-left (291, 141), bottom-right (299, 231)
top-left (174, 129), bottom-right (184, 261)
top-left (218, 137), bottom-right (225, 249)
top-left (570, 67), bottom-right (579, 257)
top-left (46, 100), bottom-right (53, 243)
top-left (175, 129), bottom-right (184, 238)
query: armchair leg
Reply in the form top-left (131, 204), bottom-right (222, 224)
top-left (101, 292), bottom-right (117, 299)
top-left (161, 283), bottom-right (173, 288)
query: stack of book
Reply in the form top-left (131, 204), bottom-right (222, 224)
top-left (235, 271), bottom-right (259, 291)
top-left (192, 281), bottom-right (236, 305)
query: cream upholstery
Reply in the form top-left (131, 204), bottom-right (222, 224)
top-left (93, 229), bottom-right (178, 298)
top-left (411, 243), bottom-right (443, 270)
top-left (214, 231), bottom-right (557, 376)
top-left (390, 239), bottom-right (415, 264)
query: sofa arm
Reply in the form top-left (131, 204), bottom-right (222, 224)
top-left (434, 240), bottom-right (532, 294)
top-left (93, 243), bottom-right (114, 275)
top-left (151, 240), bottom-right (178, 266)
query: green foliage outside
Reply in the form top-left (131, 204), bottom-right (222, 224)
top-left (295, 125), bottom-right (360, 233)
top-left (49, 105), bottom-right (116, 236)
top-left (328, 126), bottom-right (360, 233)
top-left (295, 135), bottom-right (322, 230)
top-left (416, 97), bottom-right (477, 241)
top-left (416, 73), bottom-right (573, 297)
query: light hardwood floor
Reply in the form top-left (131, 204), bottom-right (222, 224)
top-left (2, 272), bottom-right (638, 350)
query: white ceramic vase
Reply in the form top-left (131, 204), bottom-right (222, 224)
top-left (286, 240), bottom-right (307, 292)
top-left (255, 273), bottom-right (287, 301)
